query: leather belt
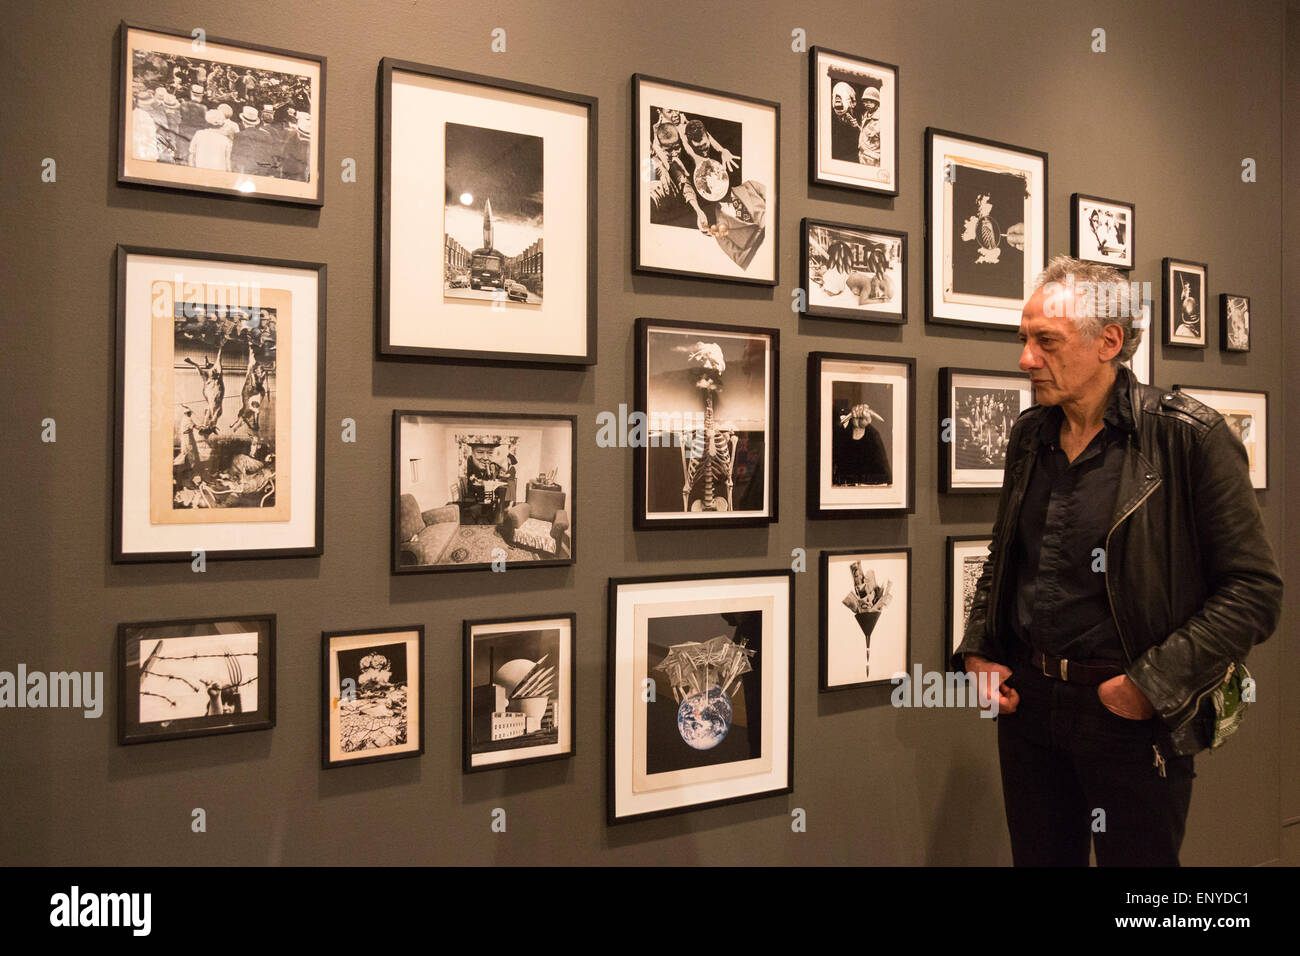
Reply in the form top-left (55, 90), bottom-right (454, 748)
top-left (1031, 649), bottom-right (1124, 686)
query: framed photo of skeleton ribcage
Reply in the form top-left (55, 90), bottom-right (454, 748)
top-left (633, 318), bottom-right (778, 530)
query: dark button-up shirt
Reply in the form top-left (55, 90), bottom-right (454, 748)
top-left (1011, 370), bottom-right (1134, 663)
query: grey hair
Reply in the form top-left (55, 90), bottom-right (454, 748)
top-left (1031, 255), bottom-right (1142, 366)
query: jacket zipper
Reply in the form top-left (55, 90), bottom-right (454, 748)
top-left (1164, 660), bottom-right (1235, 732)
top-left (1104, 480), bottom-right (1161, 666)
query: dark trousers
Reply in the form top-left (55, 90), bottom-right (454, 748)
top-left (997, 644), bottom-right (1195, 866)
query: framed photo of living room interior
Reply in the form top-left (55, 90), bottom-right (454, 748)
top-left (392, 410), bottom-right (577, 574)
top-left (378, 58), bottom-right (597, 367)
top-left (118, 21), bottom-right (325, 205)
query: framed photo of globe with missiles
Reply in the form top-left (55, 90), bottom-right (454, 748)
top-left (608, 570), bottom-right (794, 824)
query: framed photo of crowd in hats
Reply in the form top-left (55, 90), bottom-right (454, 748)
top-left (1070, 193), bottom-right (1134, 270)
top-left (633, 75), bottom-right (779, 286)
top-left (938, 367), bottom-right (1033, 493)
top-left (378, 59), bottom-right (597, 367)
top-left (1220, 293), bottom-right (1251, 353)
top-left (321, 625), bottom-right (424, 770)
top-left (808, 47), bottom-right (899, 196)
top-left (800, 218), bottom-right (906, 324)
top-left (819, 548), bottom-right (911, 692)
top-left (1162, 257), bottom-right (1209, 348)
top-left (113, 246), bottom-right (325, 563)
top-left (118, 21), bottom-right (324, 205)
top-left (925, 129), bottom-right (1047, 331)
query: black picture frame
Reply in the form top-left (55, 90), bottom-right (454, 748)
top-left (118, 613), bottom-right (276, 745)
top-left (818, 547), bottom-right (912, 693)
top-left (633, 317), bottom-right (780, 530)
top-left (799, 218), bottom-right (907, 324)
top-left (1070, 193), bottom-right (1135, 271)
top-left (1124, 289), bottom-right (1156, 386)
top-left (321, 625), bottom-right (425, 770)
top-left (462, 612), bottom-right (577, 773)
top-left (117, 20), bottom-right (326, 207)
top-left (391, 409), bottom-right (578, 573)
top-left (376, 57), bottom-right (598, 367)
top-left (938, 366), bottom-right (1033, 494)
top-left (1173, 384), bottom-right (1269, 490)
top-left (1219, 293), bottom-right (1251, 353)
top-left (946, 535), bottom-right (992, 663)
top-left (807, 46), bottom-right (900, 197)
top-left (631, 73), bottom-right (780, 287)
top-left (806, 350), bottom-right (915, 519)
top-left (112, 244), bottom-right (327, 563)
top-left (1162, 257), bottom-right (1209, 348)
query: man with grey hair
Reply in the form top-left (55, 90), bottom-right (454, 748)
top-left (954, 255), bottom-right (1281, 866)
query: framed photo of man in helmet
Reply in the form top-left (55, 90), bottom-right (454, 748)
top-left (809, 47), bottom-right (899, 196)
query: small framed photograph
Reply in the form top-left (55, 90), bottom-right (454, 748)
top-left (939, 367), bottom-right (1033, 493)
top-left (1123, 292), bottom-right (1155, 385)
top-left (1173, 385), bottom-right (1268, 489)
top-left (118, 21), bottom-right (324, 205)
top-left (1220, 294), bottom-right (1251, 353)
top-left (321, 626), bottom-right (424, 769)
top-left (634, 318), bottom-right (778, 529)
top-left (633, 74), bottom-right (779, 286)
top-left (808, 47), bottom-right (898, 196)
top-left (608, 570), bottom-right (794, 824)
top-left (463, 614), bottom-right (575, 773)
top-left (379, 59), bottom-right (597, 366)
top-left (819, 548), bottom-right (910, 692)
top-left (1070, 194), bottom-right (1134, 270)
top-left (1162, 258), bottom-right (1209, 348)
top-left (114, 246), bottom-right (325, 563)
top-left (807, 351), bottom-right (914, 519)
top-left (800, 218), bottom-right (906, 324)
top-left (393, 410), bottom-right (576, 572)
top-left (118, 614), bottom-right (274, 745)
top-left (926, 128), bottom-right (1047, 331)
top-left (947, 536), bottom-right (992, 661)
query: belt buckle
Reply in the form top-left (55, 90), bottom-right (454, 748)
top-left (1059, 658), bottom-right (1069, 681)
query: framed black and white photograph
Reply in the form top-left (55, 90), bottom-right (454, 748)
top-left (1220, 294), bottom-right (1251, 353)
top-left (634, 318), bottom-right (778, 529)
top-left (807, 352), bottom-right (913, 519)
top-left (608, 570), bottom-right (793, 824)
top-left (819, 548), bottom-right (910, 692)
top-left (1070, 194), bottom-right (1134, 270)
top-left (379, 59), bottom-right (596, 366)
top-left (118, 614), bottom-right (274, 745)
top-left (808, 47), bottom-right (898, 196)
top-left (947, 536), bottom-right (992, 661)
top-left (1122, 292), bottom-right (1155, 385)
top-left (800, 218), bottom-right (906, 324)
top-left (393, 410), bottom-right (576, 572)
top-left (1173, 385), bottom-right (1268, 490)
top-left (114, 246), bottom-right (325, 563)
top-left (118, 21), bottom-right (324, 205)
top-left (633, 74), bottom-right (779, 286)
top-left (463, 614), bottom-right (575, 773)
top-left (926, 128), bottom-right (1047, 331)
top-left (322, 626), bottom-right (424, 769)
top-left (939, 367), bottom-right (1033, 493)
top-left (1162, 258), bottom-right (1209, 348)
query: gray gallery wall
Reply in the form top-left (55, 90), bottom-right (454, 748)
top-left (0, 0), bottom-right (1293, 865)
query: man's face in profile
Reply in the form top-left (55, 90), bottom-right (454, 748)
top-left (1018, 284), bottom-right (1121, 406)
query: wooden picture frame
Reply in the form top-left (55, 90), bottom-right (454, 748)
top-left (808, 46), bottom-right (899, 196)
top-left (946, 535), bottom-right (992, 662)
top-left (321, 625), bottom-right (425, 769)
top-left (819, 547), bottom-right (911, 692)
top-left (1070, 193), bottom-right (1134, 270)
top-left (1219, 293), bottom-right (1251, 353)
top-left (938, 367), bottom-right (1033, 493)
top-left (800, 218), bottom-right (907, 324)
top-left (1162, 257), bottom-right (1209, 348)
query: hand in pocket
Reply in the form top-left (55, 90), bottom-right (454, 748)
top-left (1097, 674), bottom-right (1154, 720)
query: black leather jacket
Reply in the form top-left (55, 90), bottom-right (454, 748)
top-left (953, 365), bottom-right (1283, 756)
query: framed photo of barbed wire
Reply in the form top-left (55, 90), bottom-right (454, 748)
top-left (114, 246), bottom-right (325, 563)
top-left (633, 318), bottom-right (778, 530)
top-left (379, 59), bottom-right (596, 366)
top-left (809, 47), bottom-right (898, 196)
top-left (118, 21), bottom-right (324, 205)
top-left (1220, 294), bottom-right (1251, 353)
top-left (463, 613), bottom-right (575, 773)
top-left (633, 74), bottom-right (779, 286)
top-left (118, 614), bottom-right (275, 745)
top-left (1162, 258), bottom-right (1209, 348)
top-left (820, 548), bottom-right (910, 692)
top-left (322, 625), bottom-right (424, 769)
top-left (1173, 385), bottom-right (1269, 490)
top-left (939, 367), bottom-right (1033, 493)
top-left (1070, 194), bottom-right (1134, 270)
top-left (925, 128), bottom-right (1047, 331)
top-left (608, 570), bottom-right (793, 824)
top-left (800, 218), bottom-right (906, 324)
top-left (807, 352), bottom-right (913, 519)
top-left (946, 536), bottom-right (991, 661)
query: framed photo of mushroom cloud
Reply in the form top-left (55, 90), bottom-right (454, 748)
top-left (946, 536), bottom-right (992, 661)
top-left (809, 46), bottom-right (899, 196)
top-left (114, 246), bottom-right (325, 563)
top-left (608, 570), bottom-right (793, 824)
top-left (633, 74), bottom-right (779, 286)
top-left (820, 548), bottom-right (910, 692)
top-left (379, 58), bottom-right (597, 366)
top-left (807, 351), bottom-right (914, 519)
top-left (926, 128), bottom-right (1047, 331)
top-left (939, 367), bottom-right (1033, 493)
top-left (463, 613), bottom-right (575, 773)
top-left (634, 317), bottom-right (778, 530)
top-left (1173, 385), bottom-right (1268, 490)
top-left (322, 625), bottom-right (424, 770)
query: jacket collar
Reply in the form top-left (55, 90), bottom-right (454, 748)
top-left (1031, 365), bottom-right (1138, 449)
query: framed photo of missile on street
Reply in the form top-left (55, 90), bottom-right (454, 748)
top-left (378, 58), bottom-right (597, 366)
top-left (633, 74), bottom-right (779, 286)
top-left (819, 548), bottom-right (911, 692)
